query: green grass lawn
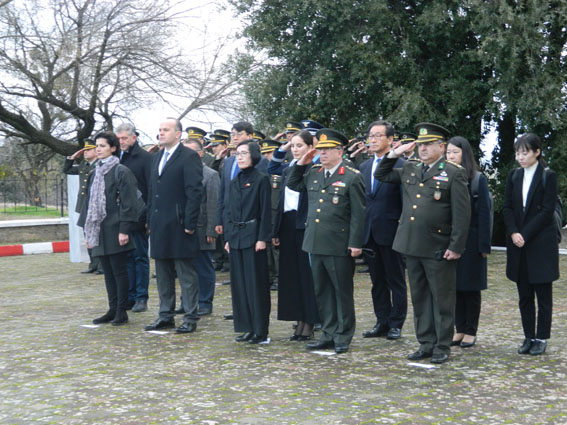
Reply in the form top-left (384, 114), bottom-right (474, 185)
top-left (0, 205), bottom-right (67, 220)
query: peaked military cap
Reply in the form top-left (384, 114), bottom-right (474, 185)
top-left (213, 129), bottom-right (231, 138)
top-left (400, 132), bottom-right (417, 144)
top-left (209, 134), bottom-right (229, 146)
top-left (252, 130), bottom-right (266, 141)
top-left (285, 121), bottom-right (302, 133)
top-left (315, 128), bottom-right (349, 149)
top-left (260, 139), bottom-right (282, 154)
top-left (83, 139), bottom-right (96, 150)
top-left (301, 120), bottom-right (324, 135)
top-left (414, 122), bottom-right (450, 143)
top-left (185, 126), bottom-right (207, 140)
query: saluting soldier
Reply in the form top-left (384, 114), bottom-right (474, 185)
top-left (375, 122), bottom-right (470, 364)
top-left (287, 128), bottom-right (366, 354)
top-left (185, 126), bottom-right (215, 167)
top-left (63, 140), bottom-right (103, 274)
top-left (399, 132), bottom-right (418, 159)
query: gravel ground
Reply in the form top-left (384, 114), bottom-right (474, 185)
top-left (1, 252), bottom-right (567, 425)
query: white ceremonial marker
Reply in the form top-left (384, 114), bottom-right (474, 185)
top-left (407, 362), bottom-right (436, 369)
top-left (310, 351), bottom-right (336, 356)
top-left (147, 330), bottom-right (169, 335)
top-left (80, 325), bottom-right (100, 329)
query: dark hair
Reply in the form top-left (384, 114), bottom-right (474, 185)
top-left (446, 136), bottom-right (479, 181)
top-left (94, 131), bottom-right (120, 156)
top-left (232, 121), bottom-right (254, 135)
top-left (237, 140), bottom-right (261, 167)
top-left (292, 130), bottom-right (314, 146)
top-left (514, 133), bottom-right (546, 166)
top-left (367, 120), bottom-right (394, 138)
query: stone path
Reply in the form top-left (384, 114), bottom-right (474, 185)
top-left (1, 252), bottom-right (567, 424)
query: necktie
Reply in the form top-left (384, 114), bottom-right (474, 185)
top-left (159, 151), bottom-right (170, 176)
top-left (372, 157), bottom-right (381, 193)
top-left (325, 170), bottom-right (331, 183)
top-left (231, 161), bottom-right (240, 180)
top-left (422, 164), bottom-right (429, 179)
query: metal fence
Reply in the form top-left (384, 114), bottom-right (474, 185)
top-left (0, 177), bottom-right (68, 216)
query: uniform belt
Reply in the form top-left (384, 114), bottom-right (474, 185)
top-left (230, 219), bottom-right (257, 229)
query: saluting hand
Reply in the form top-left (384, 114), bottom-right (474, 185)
top-left (298, 148), bottom-right (317, 165)
top-left (280, 141), bottom-right (291, 152)
top-left (392, 142), bottom-right (416, 157)
top-left (69, 148), bottom-right (85, 160)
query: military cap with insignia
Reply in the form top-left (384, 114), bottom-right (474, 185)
top-left (209, 134), bottom-right (229, 146)
top-left (252, 130), bottom-right (266, 141)
top-left (315, 128), bottom-right (349, 149)
top-left (185, 126), bottom-right (207, 140)
top-left (260, 139), bottom-right (282, 154)
top-left (301, 120), bottom-right (325, 135)
top-left (393, 130), bottom-right (401, 143)
top-left (400, 132), bottom-right (417, 144)
top-left (285, 121), bottom-right (302, 133)
top-left (213, 129), bottom-right (231, 138)
top-left (414, 122), bottom-right (450, 143)
top-left (83, 139), bottom-right (96, 150)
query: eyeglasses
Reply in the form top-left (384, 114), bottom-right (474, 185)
top-left (368, 133), bottom-right (386, 140)
top-left (231, 130), bottom-right (244, 137)
top-left (233, 151), bottom-right (250, 157)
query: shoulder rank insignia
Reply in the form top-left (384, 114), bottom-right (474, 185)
top-left (345, 165), bottom-right (360, 174)
top-left (339, 166), bottom-right (345, 175)
top-left (446, 160), bottom-right (463, 168)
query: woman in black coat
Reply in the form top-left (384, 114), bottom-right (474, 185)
top-left (446, 137), bottom-right (491, 348)
top-left (272, 130), bottom-right (319, 340)
top-left (502, 133), bottom-right (559, 356)
top-left (79, 131), bottom-right (139, 326)
top-left (224, 141), bottom-right (272, 344)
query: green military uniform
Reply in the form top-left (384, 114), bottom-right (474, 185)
top-left (287, 129), bottom-right (366, 349)
top-left (375, 123), bottom-right (470, 359)
top-left (203, 151), bottom-right (215, 168)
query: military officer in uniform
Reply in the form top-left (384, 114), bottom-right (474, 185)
top-left (261, 139), bottom-right (284, 290)
top-left (185, 126), bottom-right (215, 168)
top-left (287, 128), bottom-right (366, 354)
top-left (399, 132), bottom-right (418, 159)
top-left (63, 140), bottom-right (103, 274)
top-left (375, 122), bottom-right (470, 364)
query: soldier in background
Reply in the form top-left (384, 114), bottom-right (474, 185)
top-left (63, 140), bottom-right (103, 275)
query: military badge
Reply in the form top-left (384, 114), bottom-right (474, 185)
top-left (332, 196), bottom-right (339, 205)
top-left (320, 134), bottom-right (328, 141)
top-left (434, 190), bottom-right (441, 200)
top-left (420, 128), bottom-right (428, 135)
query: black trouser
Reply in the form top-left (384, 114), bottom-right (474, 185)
top-left (455, 291), bottom-right (481, 336)
top-left (98, 251), bottom-right (130, 312)
top-left (516, 281), bottom-right (552, 340)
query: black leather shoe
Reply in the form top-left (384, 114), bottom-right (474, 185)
top-left (197, 309), bottom-right (212, 316)
top-left (313, 323), bottom-right (322, 331)
top-left (221, 279), bottom-right (231, 285)
top-left (297, 334), bottom-right (313, 341)
top-left (235, 332), bottom-right (253, 342)
top-left (430, 353), bottom-right (449, 364)
top-left (529, 340), bottom-right (547, 356)
top-left (289, 334), bottom-right (300, 341)
top-left (81, 269), bottom-right (96, 274)
top-left (223, 314), bottom-right (234, 320)
top-left (95, 270), bottom-right (104, 275)
top-left (518, 338), bottom-right (533, 355)
top-left (131, 300), bottom-right (147, 313)
top-left (407, 350), bottom-right (432, 360)
top-left (248, 334), bottom-right (268, 344)
top-left (334, 343), bottom-right (349, 354)
top-left (174, 307), bottom-right (185, 315)
top-left (362, 324), bottom-right (388, 338)
top-left (93, 310), bottom-right (116, 324)
top-left (111, 310), bottom-right (128, 326)
top-left (386, 328), bottom-right (401, 340)
top-left (450, 338), bottom-right (463, 347)
top-left (175, 322), bottom-right (197, 333)
top-left (306, 340), bottom-right (334, 350)
top-left (125, 300), bottom-right (135, 311)
top-left (460, 336), bottom-right (477, 348)
top-left (144, 318), bottom-right (175, 331)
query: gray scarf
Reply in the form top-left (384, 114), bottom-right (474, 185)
top-left (84, 155), bottom-right (120, 247)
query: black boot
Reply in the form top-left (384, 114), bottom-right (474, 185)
top-left (111, 310), bottom-right (128, 326)
top-left (93, 310), bottom-right (116, 324)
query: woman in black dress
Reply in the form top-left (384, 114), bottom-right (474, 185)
top-left (272, 130), bottom-right (319, 340)
top-left (79, 131), bottom-right (139, 326)
top-left (224, 141), bottom-right (272, 344)
top-left (446, 137), bottom-right (491, 348)
top-left (502, 133), bottom-right (559, 356)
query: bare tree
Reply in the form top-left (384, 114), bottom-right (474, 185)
top-left (0, 0), bottom-right (252, 156)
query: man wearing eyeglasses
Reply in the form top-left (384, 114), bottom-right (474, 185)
top-left (375, 122), bottom-right (470, 364)
top-left (359, 120), bottom-right (407, 342)
top-left (287, 128), bottom-right (366, 354)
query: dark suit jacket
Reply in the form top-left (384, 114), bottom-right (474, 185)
top-left (147, 144), bottom-right (203, 259)
top-left (503, 164), bottom-right (559, 283)
top-left (273, 163), bottom-right (310, 237)
top-left (224, 167), bottom-right (272, 250)
top-left (197, 165), bottom-right (220, 251)
top-left (78, 163), bottom-right (138, 257)
top-left (120, 142), bottom-right (152, 202)
top-left (360, 156), bottom-right (404, 246)
top-left (216, 155), bottom-right (269, 228)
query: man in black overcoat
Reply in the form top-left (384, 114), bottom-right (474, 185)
top-left (144, 118), bottom-right (204, 334)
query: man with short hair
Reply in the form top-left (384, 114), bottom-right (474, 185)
top-left (116, 123), bottom-right (152, 312)
top-left (144, 118), bottom-right (203, 333)
top-left (63, 140), bottom-right (103, 274)
top-left (287, 128), bottom-right (366, 354)
top-left (375, 122), bottom-right (470, 364)
top-left (183, 139), bottom-right (220, 315)
top-left (359, 120), bottom-right (407, 341)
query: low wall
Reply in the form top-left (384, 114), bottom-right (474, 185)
top-left (0, 218), bottom-right (69, 244)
